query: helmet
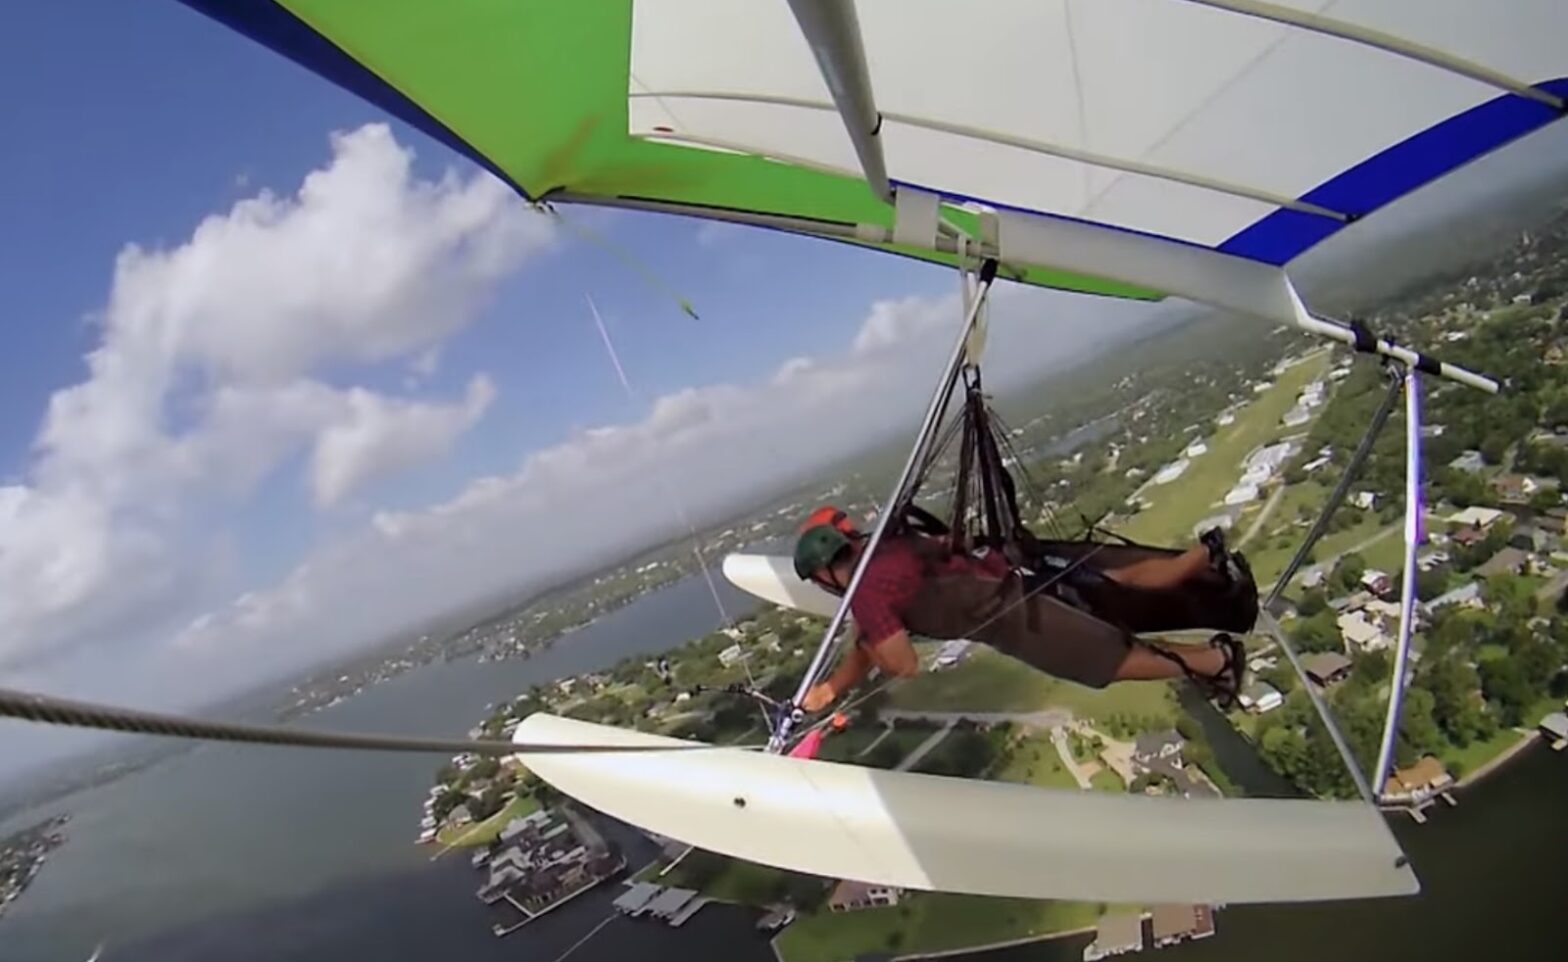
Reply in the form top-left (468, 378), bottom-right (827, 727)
top-left (793, 524), bottom-right (852, 580)
top-left (799, 505), bottom-right (859, 536)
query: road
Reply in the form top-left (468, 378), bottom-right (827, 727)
top-left (1238, 484), bottom-right (1287, 548)
top-left (1049, 726), bottom-right (1095, 790)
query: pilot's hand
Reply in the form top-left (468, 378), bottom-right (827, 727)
top-left (802, 682), bottom-right (837, 713)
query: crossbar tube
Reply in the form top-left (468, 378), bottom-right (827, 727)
top-left (772, 259), bottom-right (999, 751)
top-left (1373, 369), bottom-right (1425, 798)
top-left (786, 0), bottom-right (893, 202)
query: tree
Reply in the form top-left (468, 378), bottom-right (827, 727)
top-left (1261, 664), bottom-right (1298, 694)
top-left (470, 756), bottom-right (500, 781)
top-left (1479, 657), bottom-right (1535, 726)
top-left (1297, 589), bottom-right (1328, 617)
top-left (1415, 568), bottom-right (1449, 602)
top-left (1290, 610), bottom-right (1343, 654)
top-left (1353, 650), bottom-right (1390, 687)
top-left (1332, 552), bottom-right (1367, 594)
top-left (1398, 687), bottom-right (1445, 759)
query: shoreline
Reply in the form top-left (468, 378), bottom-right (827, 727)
top-left (895, 924), bottom-right (1096, 961)
top-left (1456, 729), bottom-right (1540, 789)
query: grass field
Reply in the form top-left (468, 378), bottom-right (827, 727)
top-left (995, 733), bottom-right (1080, 789)
top-left (436, 792), bottom-right (539, 848)
top-left (774, 893), bottom-right (1101, 962)
top-left (1089, 767), bottom-right (1125, 793)
top-left (1120, 352), bottom-right (1329, 546)
top-left (1439, 727), bottom-right (1524, 778)
top-left (890, 648), bottom-right (1058, 712)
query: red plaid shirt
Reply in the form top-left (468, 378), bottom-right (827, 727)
top-left (850, 537), bottom-right (1008, 646)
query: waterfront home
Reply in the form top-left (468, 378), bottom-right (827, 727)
top-left (718, 643), bottom-right (747, 668)
top-left (827, 880), bottom-right (901, 912)
top-left (1382, 756), bottom-right (1454, 803)
top-left (1360, 569), bottom-right (1394, 598)
top-left (1084, 911), bottom-right (1144, 961)
top-left (1540, 712), bottom-right (1568, 743)
top-left (1150, 904), bottom-right (1216, 947)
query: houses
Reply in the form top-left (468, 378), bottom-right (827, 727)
top-left (1381, 756), bottom-right (1454, 803)
top-left (1150, 904), bottom-right (1216, 948)
top-left (1539, 712), bottom-right (1568, 743)
top-left (1152, 459), bottom-right (1190, 485)
top-left (1302, 652), bottom-right (1353, 687)
top-left (1447, 506), bottom-right (1505, 529)
top-left (1183, 440), bottom-right (1209, 459)
top-left (827, 880), bottom-right (901, 912)
top-left (1084, 911), bottom-right (1144, 961)
top-left (1131, 731), bottom-right (1220, 799)
top-left (1490, 474), bottom-right (1540, 506)
top-left (1448, 450), bottom-right (1486, 473)
top-left (1476, 546), bottom-right (1531, 578)
top-left (1425, 581), bottom-right (1484, 612)
top-left (1360, 569), bottom-right (1394, 598)
top-left (1337, 610), bottom-right (1390, 652)
top-left (1223, 483), bottom-right (1260, 506)
top-left (1351, 491), bottom-right (1378, 510)
top-left (718, 643), bottom-right (748, 668)
top-left (1239, 681), bottom-right (1283, 714)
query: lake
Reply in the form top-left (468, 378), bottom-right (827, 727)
top-left (1, 566), bottom-right (1564, 962)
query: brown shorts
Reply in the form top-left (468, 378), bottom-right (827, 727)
top-left (903, 574), bottom-right (1131, 689)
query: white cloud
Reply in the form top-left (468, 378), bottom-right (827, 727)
top-left (0, 124), bottom-right (549, 671)
top-left (310, 374), bottom-right (496, 508)
top-left (171, 284), bottom-right (1170, 678)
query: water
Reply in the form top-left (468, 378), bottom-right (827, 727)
top-left (948, 740), bottom-right (1567, 962)
top-left (0, 571), bottom-right (766, 962)
top-left (2, 566), bottom-right (1564, 962)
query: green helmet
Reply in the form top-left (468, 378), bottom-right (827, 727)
top-left (793, 524), bottom-right (851, 580)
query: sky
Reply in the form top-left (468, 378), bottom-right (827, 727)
top-left (2, 1), bottom-right (1566, 781)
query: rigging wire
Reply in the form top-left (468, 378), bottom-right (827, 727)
top-left (583, 296), bottom-right (771, 719)
top-left (0, 687), bottom-right (749, 757)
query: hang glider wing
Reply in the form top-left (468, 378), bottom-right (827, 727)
top-left (513, 713), bottom-right (1418, 904)
top-left (181, 0), bottom-right (1568, 325)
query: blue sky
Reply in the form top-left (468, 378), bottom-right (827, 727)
top-left (0, 0), bottom-right (952, 591)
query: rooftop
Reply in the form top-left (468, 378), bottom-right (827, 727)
top-left (1093, 912), bottom-right (1145, 953)
top-left (1302, 651), bottom-right (1352, 681)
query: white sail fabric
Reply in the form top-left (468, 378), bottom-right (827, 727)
top-left (630, 0), bottom-right (1568, 254)
top-left (514, 713), bottom-right (1419, 903)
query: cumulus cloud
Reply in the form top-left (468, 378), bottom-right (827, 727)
top-left (0, 124), bottom-right (549, 670)
top-left (310, 374), bottom-right (496, 507)
top-left (170, 284), bottom-right (1171, 680)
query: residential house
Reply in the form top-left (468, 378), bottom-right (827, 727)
top-left (1337, 610), bottom-right (1390, 652)
top-left (718, 643), bottom-right (748, 668)
top-left (1490, 474), bottom-right (1539, 506)
top-left (1302, 652), bottom-right (1353, 686)
top-left (1150, 904), bottom-right (1216, 948)
top-left (1447, 506), bottom-right (1505, 529)
top-left (828, 880), bottom-right (901, 912)
top-left (1477, 546), bottom-right (1530, 578)
top-left (1447, 450), bottom-right (1486, 473)
top-left (1085, 912), bottom-right (1145, 961)
top-left (1425, 581), bottom-right (1484, 612)
top-left (1300, 567), bottom-right (1327, 590)
top-left (1133, 731), bottom-right (1184, 770)
top-left (1451, 524), bottom-right (1487, 549)
top-left (1360, 570), bottom-right (1394, 598)
top-left (1351, 491), bottom-right (1378, 510)
top-left (1239, 682), bottom-right (1283, 714)
top-left (1381, 756), bottom-right (1454, 803)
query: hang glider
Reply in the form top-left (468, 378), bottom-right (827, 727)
top-left (134, 0), bottom-right (1565, 905)
top-left (513, 712), bottom-right (1417, 903)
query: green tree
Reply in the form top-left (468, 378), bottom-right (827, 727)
top-left (1332, 552), bottom-right (1368, 594)
top-left (1290, 610), bottom-right (1343, 653)
top-left (1297, 589), bottom-right (1328, 617)
top-left (1415, 568), bottom-right (1449, 602)
top-left (1479, 657), bottom-right (1535, 726)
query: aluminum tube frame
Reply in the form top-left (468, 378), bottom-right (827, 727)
top-left (1266, 364), bottom-right (1406, 608)
top-left (1373, 369), bottom-right (1425, 799)
top-left (785, 0), bottom-right (893, 203)
top-left (770, 261), bottom-right (998, 752)
top-left (546, 190), bottom-right (1498, 396)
